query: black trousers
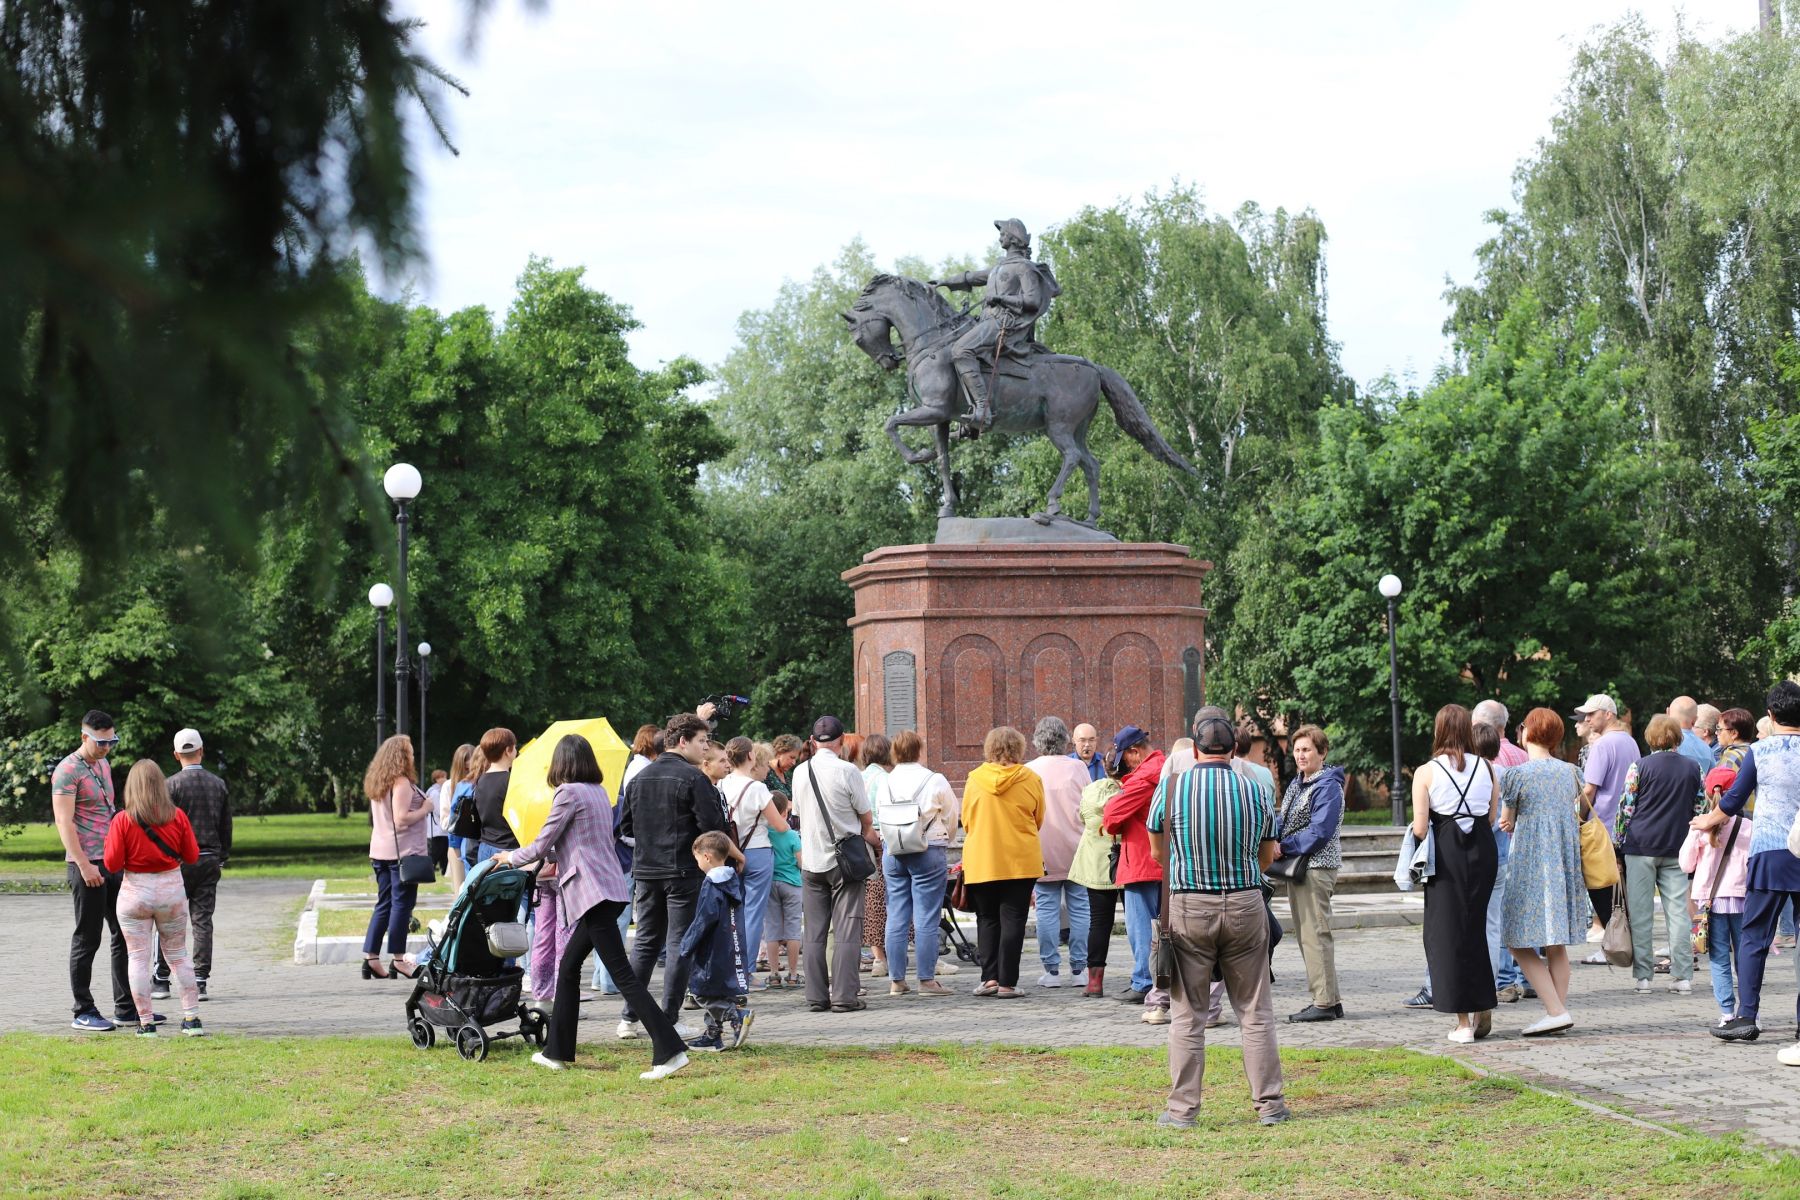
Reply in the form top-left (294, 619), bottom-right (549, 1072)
top-left (623, 875), bottom-right (700, 1026)
top-left (156, 855), bottom-right (222, 982)
top-left (1086, 887), bottom-right (1120, 970)
top-left (68, 864), bottom-right (130, 1019)
top-left (551, 899), bottom-right (686, 1065)
top-left (968, 877), bottom-right (1035, 988)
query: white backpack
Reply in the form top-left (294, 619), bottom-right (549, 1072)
top-left (878, 774), bottom-right (934, 856)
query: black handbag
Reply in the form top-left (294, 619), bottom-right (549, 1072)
top-left (1264, 853), bottom-right (1308, 883)
top-left (452, 782), bottom-right (483, 841)
top-left (806, 763), bottom-right (876, 882)
top-left (399, 853), bottom-right (436, 885)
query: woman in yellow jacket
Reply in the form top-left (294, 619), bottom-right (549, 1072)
top-left (961, 726), bottom-right (1046, 998)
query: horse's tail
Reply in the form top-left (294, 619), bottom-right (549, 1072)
top-left (1096, 365), bottom-right (1199, 476)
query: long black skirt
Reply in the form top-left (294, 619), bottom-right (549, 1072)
top-left (1423, 810), bottom-right (1498, 1015)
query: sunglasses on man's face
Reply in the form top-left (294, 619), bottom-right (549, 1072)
top-left (86, 734), bottom-right (120, 747)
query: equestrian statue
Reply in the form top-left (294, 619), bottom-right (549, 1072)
top-left (842, 218), bottom-right (1197, 529)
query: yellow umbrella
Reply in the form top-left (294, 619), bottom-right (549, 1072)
top-left (504, 718), bottom-right (633, 845)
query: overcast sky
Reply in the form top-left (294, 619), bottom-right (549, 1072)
top-left (395, 1), bottom-right (1743, 390)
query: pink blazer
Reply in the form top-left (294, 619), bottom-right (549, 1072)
top-left (1680, 817), bottom-right (1753, 903)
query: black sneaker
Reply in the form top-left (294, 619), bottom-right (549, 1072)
top-left (1119, 988), bottom-right (1150, 1005)
top-left (1712, 1015), bottom-right (1761, 1042)
top-left (180, 1017), bottom-right (205, 1037)
top-left (1288, 1004), bottom-right (1344, 1023)
top-left (135, 1023), bottom-right (158, 1038)
top-left (120, 1011), bottom-right (167, 1025)
top-left (1401, 988), bottom-right (1432, 1009)
top-left (196, 979), bottom-right (209, 1002)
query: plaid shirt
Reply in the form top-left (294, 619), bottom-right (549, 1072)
top-left (167, 766), bottom-right (232, 859)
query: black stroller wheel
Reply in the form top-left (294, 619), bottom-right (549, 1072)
top-left (456, 1024), bottom-right (489, 1062)
top-left (408, 1016), bottom-right (435, 1050)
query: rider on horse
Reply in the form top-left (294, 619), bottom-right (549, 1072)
top-left (931, 218), bottom-right (1061, 437)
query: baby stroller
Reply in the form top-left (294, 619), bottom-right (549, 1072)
top-left (940, 897), bottom-right (978, 965)
top-left (404, 858), bottom-right (545, 1062)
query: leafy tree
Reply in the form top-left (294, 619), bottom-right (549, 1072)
top-left (1226, 295), bottom-right (1709, 775)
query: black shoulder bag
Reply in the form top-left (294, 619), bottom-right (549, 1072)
top-left (806, 762), bottom-right (876, 882)
top-left (1264, 778), bottom-right (1311, 883)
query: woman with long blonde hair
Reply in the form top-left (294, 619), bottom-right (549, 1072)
top-left (443, 742), bottom-right (481, 886)
top-left (361, 735), bottom-right (430, 979)
top-left (102, 760), bottom-right (203, 1037)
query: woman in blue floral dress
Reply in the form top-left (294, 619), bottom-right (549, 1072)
top-left (1497, 707), bottom-right (1590, 1036)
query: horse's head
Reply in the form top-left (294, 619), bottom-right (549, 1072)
top-left (842, 273), bottom-right (958, 372)
top-left (842, 306), bottom-right (900, 371)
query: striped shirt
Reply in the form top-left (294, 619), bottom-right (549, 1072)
top-left (1147, 761), bottom-right (1275, 892)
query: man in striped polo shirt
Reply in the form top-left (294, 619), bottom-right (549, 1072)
top-left (1147, 714), bottom-right (1289, 1128)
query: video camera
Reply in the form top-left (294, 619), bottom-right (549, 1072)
top-left (702, 693), bottom-right (751, 723)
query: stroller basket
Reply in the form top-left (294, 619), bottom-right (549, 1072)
top-left (418, 968), bottom-right (524, 1029)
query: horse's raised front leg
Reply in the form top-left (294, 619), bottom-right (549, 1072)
top-left (885, 406), bottom-right (943, 465)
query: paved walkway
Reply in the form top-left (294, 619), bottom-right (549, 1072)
top-left (6, 879), bottom-right (1800, 1147)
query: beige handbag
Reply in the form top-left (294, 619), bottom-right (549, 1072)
top-left (1601, 883), bottom-right (1633, 968)
top-left (1575, 768), bottom-right (1619, 889)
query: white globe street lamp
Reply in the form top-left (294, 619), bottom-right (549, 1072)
top-left (1379, 574), bottom-right (1404, 822)
top-left (384, 463), bottom-right (422, 768)
top-left (369, 582), bottom-right (393, 748)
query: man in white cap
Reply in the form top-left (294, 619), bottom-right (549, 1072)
top-left (1574, 695), bottom-right (1639, 831)
top-left (152, 729), bottom-right (230, 1002)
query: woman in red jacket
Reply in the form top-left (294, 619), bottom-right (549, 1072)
top-left (1101, 726), bottom-right (1167, 1010)
top-left (103, 759), bottom-right (202, 1037)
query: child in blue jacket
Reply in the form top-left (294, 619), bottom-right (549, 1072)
top-left (678, 830), bottom-right (753, 1051)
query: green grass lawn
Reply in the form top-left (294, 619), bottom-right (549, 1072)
top-left (0, 812), bottom-right (376, 879)
top-left (0, 1038), bottom-right (1791, 1200)
top-left (319, 876), bottom-right (456, 898)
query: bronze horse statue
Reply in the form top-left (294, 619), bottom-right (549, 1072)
top-left (842, 273), bottom-right (1196, 526)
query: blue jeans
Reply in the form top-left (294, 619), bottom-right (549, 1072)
top-left (884, 846), bottom-right (949, 981)
top-left (1487, 858), bottom-right (1524, 989)
top-left (1122, 881), bottom-right (1161, 993)
top-left (1033, 880), bottom-right (1089, 975)
top-left (740, 848), bottom-right (775, 975)
top-left (362, 859), bottom-right (418, 956)
top-left (591, 871), bottom-right (633, 992)
top-left (1707, 909), bottom-right (1745, 1015)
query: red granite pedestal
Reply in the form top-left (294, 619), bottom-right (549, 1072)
top-left (842, 542), bottom-right (1211, 787)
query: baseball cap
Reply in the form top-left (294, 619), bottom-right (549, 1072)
top-left (1704, 765), bottom-right (1738, 796)
top-left (173, 728), bottom-right (204, 753)
top-left (1194, 716), bottom-right (1236, 755)
top-left (1572, 694), bottom-right (1618, 717)
top-left (1111, 725), bottom-right (1149, 755)
top-left (812, 715), bottom-right (846, 742)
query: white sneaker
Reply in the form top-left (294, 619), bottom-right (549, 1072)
top-left (1634, 979), bottom-right (1653, 994)
top-left (615, 1020), bottom-right (640, 1040)
top-left (530, 1051), bottom-right (567, 1071)
top-left (1037, 971), bottom-right (1063, 989)
top-left (1777, 1043), bottom-right (1800, 1067)
top-left (1521, 1012), bottom-right (1574, 1037)
top-left (1068, 968), bottom-right (1087, 987)
top-left (1580, 950), bottom-right (1608, 965)
top-left (936, 961), bottom-right (960, 975)
top-left (1142, 1006), bottom-right (1170, 1025)
top-left (1586, 925), bottom-right (1605, 944)
top-left (1446, 1027), bottom-right (1475, 1044)
top-left (640, 1052), bottom-right (689, 1082)
top-left (674, 1022), bottom-right (700, 1040)
top-left (1671, 980), bottom-right (1693, 995)
top-left (1719, 1013), bottom-right (1735, 1027)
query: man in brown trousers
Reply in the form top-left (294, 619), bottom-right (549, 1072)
top-left (1147, 714), bottom-right (1290, 1128)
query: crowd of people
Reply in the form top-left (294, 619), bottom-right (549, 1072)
top-left (47, 678), bottom-right (1800, 1122)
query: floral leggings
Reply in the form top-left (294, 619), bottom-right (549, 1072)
top-left (118, 869), bottom-right (199, 1022)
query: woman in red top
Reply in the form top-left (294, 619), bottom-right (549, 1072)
top-left (103, 760), bottom-right (202, 1037)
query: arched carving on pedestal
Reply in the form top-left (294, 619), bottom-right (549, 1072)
top-left (1097, 632), bottom-right (1162, 740)
top-left (939, 633), bottom-right (1006, 755)
top-left (1018, 632), bottom-right (1086, 731)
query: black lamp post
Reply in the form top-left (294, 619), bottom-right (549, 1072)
top-left (368, 583), bottom-right (393, 751)
top-left (384, 463), bottom-right (422, 770)
top-left (1379, 573), bottom-right (1404, 824)
top-left (417, 641), bottom-right (432, 776)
